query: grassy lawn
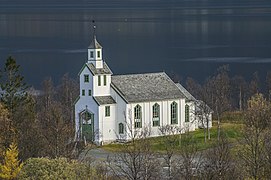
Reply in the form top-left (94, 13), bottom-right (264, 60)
top-left (103, 122), bottom-right (244, 153)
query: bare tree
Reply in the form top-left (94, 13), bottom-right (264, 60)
top-left (176, 134), bottom-right (202, 180)
top-left (108, 128), bottom-right (160, 180)
top-left (231, 75), bottom-right (247, 111)
top-left (56, 73), bottom-right (79, 125)
top-left (194, 100), bottom-right (212, 142)
top-left (266, 71), bottom-right (271, 101)
top-left (38, 78), bottom-right (74, 158)
top-left (201, 134), bottom-right (237, 180)
top-left (211, 65), bottom-right (231, 140)
top-left (158, 125), bottom-right (182, 179)
top-left (249, 71), bottom-right (260, 96)
top-left (239, 93), bottom-right (271, 179)
top-left (108, 110), bottom-right (161, 180)
top-left (185, 77), bottom-right (201, 99)
top-left (186, 77), bottom-right (213, 142)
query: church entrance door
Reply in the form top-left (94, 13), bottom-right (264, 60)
top-left (80, 110), bottom-right (94, 142)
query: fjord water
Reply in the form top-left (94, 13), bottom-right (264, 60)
top-left (0, 0), bottom-right (271, 87)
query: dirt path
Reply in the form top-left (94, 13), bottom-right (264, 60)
top-left (78, 146), bottom-right (115, 163)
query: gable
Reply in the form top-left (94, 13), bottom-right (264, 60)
top-left (78, 63), bottom-right (92, 76)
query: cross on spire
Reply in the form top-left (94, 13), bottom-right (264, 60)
top-left (92, 20), bottom-right (96, 38)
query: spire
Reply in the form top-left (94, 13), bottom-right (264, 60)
top-left (88, 20), bottom-right (102, 49)
top-left (87, 20), bottom-right (103, 68)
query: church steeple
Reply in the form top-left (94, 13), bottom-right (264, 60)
top-left (88, 23), bottom-right (103, 68)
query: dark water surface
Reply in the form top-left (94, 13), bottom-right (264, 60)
top-left (1, 0), bottom-right (271, 88)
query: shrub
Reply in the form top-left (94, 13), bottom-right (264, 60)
top-left (18, 157), bottom-right (97, 180)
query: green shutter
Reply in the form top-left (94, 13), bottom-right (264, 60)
top-left (104, 75), bottom-right (107, 86)
top-left (88, 90), bottom-right (91, 96)
top-left (185, 105), bottom-right (190, 122)
top-left (98, 75), bottom-right (101, 86)
top-left (152, 103), bottom-right (160, 127)
top-left (105, 106), bottom-right (110, 117)
top-left (84, 75), bottom-right (89, 83)
top-left (134, 105), bottom-right (142, 128)
top-left (119, 123), bottom-right (124, 134)
top-left (171, 102), bottom-right (178, 124)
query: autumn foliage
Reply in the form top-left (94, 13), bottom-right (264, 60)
top-left (0, 142), bottom-right (23, 180)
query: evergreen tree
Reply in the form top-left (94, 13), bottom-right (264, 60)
top-left (0, 142), bottom-right (23, 180)
top-left (0, 56), bottom-right (28, 114)
top-left (0, 57), bottom-right (41, 160)
top-left (0, 103), bottom-right (14, 160)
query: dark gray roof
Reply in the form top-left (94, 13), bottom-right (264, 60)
top-left (87, 62), bottom-right (113, 75)
top-left (111, 72), bottom-right (185, 103)
top-left (94, 96), bottom-right (116, 105)
top-left (195, 100), bottom-right (214, 113)
top-left (175, 83), bottom-right (196, 101)
top-left (88, 36), bottom-right (102, 49)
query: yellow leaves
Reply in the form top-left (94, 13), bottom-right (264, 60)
top-left (0, 142), bottom-right (23, 180)
top-left (0, 103), bottom-right (9, 122)
top-left (247, 93), bottom-right (269, 110)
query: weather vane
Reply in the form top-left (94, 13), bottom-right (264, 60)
top-left (92, 20), bottom-right (96, 36)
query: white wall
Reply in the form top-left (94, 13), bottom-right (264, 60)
top-left (125, 98), bottom-right (186, 139)
top-left (110, 87), bottom-right (128, 140)
top-left (98, 104), bottom-right (117, 144)
top-left (88, 48), bottom-right (103, 68)
top-left (183, 101), bottom-right (196, 132)
top-left (79, 65), bottom-right (93, 98)
top-left (88, 48), bottom-right (102, 61)
top-left (76, 65), bottom-right (100, 143)
top-left (93, 74), bottom-right (111, 96)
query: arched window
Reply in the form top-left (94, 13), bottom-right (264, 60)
top-left (185, 105), bottom-right (190, 122)
top-left (119, 123), bottom-right (124, 134)
top-left (134, 105), bottom-right (142, 128)
top-left (153, 103), bottom-right (160, 127)
top-left (171, 102), bottom-right (178, 124)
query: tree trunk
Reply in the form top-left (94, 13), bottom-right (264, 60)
top-left (239, 87), bottom-right (242, 111)
top-left (207, 116), bottom-right (211, 140)
top-left (216, 105), bottom-right (220, 141)
top-left (204, 125), bottom-right (207, 143)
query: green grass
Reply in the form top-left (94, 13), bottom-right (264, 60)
top-left (103, 122), bottom-right (244, 153)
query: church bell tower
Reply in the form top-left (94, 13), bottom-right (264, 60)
top-left (88, 25), bottom-right (103, 68)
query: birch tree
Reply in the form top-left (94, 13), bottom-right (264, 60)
top-left (239, 94), bottom-right (271, 179)
top-left (212, 65), bottom-right (231, 140)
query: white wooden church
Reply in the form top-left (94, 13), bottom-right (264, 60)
top-left (74, 33), bottom-right (212, 145)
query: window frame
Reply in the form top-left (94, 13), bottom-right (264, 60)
top-left (171, 101), bottom-right (178, 124)
top-left (90, 51), bottom-right (94, 58)
top-left (185, 104), bottom-right (190, 122)
top-left (105, 106), bottom-right (110, 117)
top-left (97, 51), bottom-right (100, 58)
top-left (134, 104), bottom-right (142, 128)
top-left (98, 75), bottom-right (101, 86)
top-left (82, 89), bottom-right (85, 96)
top-left (104, 75), bottom-right (107, 86)
top-left (152, 103), bottom-right (160, 127)
top-left (88, 89), bottom-right (91, 96)
top-left (119, 123), bottom-right (124, 134)
top-left (84, 74), bottom-right (89, 83)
